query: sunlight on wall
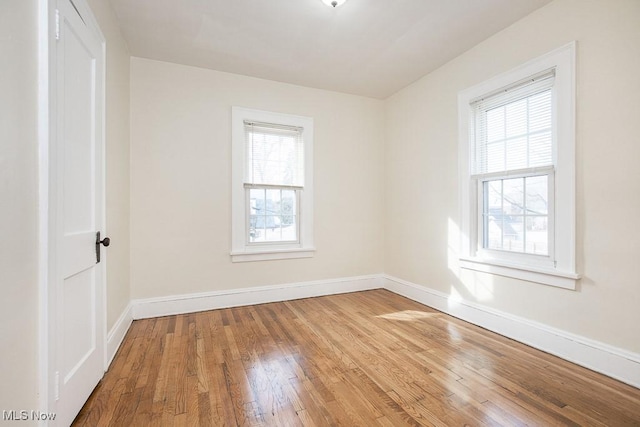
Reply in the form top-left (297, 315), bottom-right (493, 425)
top-left (461, 269), bottom-right (495, 302)
top-left (447, 217), bottom-right (461, 274)
top-left (448, 217), bottom-right (495, 302)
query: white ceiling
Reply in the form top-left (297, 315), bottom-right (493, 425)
top-left (108, 0), bottom-right (551, 99)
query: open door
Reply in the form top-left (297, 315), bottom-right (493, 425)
top-left (48, 0), bottom-right (107, 424)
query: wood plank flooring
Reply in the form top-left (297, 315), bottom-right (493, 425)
top-left (73, 290), bottom-right (640, 426)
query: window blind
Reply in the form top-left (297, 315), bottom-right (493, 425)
top-left (244, 121), bottom-right (304, 187)
top-left (471, 70), bottom-right (555, 177)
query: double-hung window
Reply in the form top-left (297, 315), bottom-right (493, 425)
top-left (231, 107), bottom-right (314, 262)
top-left (474, 72), bottom-right (555, 259)
top-left (458, 43), bottom-right (578, 289)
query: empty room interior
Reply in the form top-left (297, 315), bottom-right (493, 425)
top-left (2, 0), bottom-right (640, 425)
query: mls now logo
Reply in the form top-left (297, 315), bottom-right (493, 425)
top-left (3, 410), bottom-right (56, 421)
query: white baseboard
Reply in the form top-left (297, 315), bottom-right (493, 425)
top-left (382, 274), bottom-right (640, 389)
top-left (132, 274), bottom-right (383, 320)
top-left (106, 302), bottom-right (133, 367)
top-left (110, 272), bottom-right (640, 389)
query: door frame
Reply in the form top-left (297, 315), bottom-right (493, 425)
top-left (38, 0), bottom-right (107, 422)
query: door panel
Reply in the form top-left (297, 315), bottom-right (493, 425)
top-left (62, 268), bottom-right (95, 380)
top-left (62, 16), bottom-right (95, 235)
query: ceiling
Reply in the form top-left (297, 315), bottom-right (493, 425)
top-left (108, 0), bottom-right (552, 99)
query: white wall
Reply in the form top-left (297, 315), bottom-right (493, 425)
top-left (385, 0), bottom-right (640, 353)
top-left (86, 0), bottom-right (131, 332)
top-left (0, 0), bottom-right (39, 416)
top-left (130, 58), bottom-right (385, 299)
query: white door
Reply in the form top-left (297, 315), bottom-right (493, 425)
top-left (52, 0), bottom-right (106, 425)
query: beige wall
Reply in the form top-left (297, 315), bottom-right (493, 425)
top-left (0, 0), bottom-right (39, 415)
top-left (130, 58), bottom-right (385, 299)
top-left (385, 0), bottom-right (640, 353)
top-left (86, 0), bottom-right (131, 331)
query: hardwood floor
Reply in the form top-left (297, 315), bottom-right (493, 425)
top-left (73, 290), bottom-right (640, 426)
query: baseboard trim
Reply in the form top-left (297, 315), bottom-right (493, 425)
top-left (132, 274), bottom-right (383, 320)
top-left (382, 274), bottom-right (640, 389)
top-left (106, 302), bottom-right (133, 367)
top-left (113, 272), bottom-right (640, 389)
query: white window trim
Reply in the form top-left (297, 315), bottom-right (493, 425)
top-left (458, 42), bottom-right (578, 289)
top-left (231, 107), bottom-right (315, 262)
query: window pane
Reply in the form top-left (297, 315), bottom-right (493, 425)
top-left (526, 216), bottom-right (548, 255)
top-left (266, 189), bottom-right (281, 214)
top-left (247, 187), bottom-right (298, 244)
top-left (281, 216), bottom-right (297, 241)
top-left (249, 189), bottom-right (266, 243)
top-left (525, 175), bottom-right (548, 215)
top-left (281, 190), bottom-right (296, 219)
top-left (250, 188), bottom-right (265, 215)
top-left (249, 215), bottom-right (264, 242)
top-left (483, 176), bottom-right (548, 256)
top-left (487, 181), bottom-right (502, 209)
top-left (503, 215), bottom-right (524, 252)
top-left (264, 189), bottom-right (282, 242)
top-left (280, 190), bottom-right (297, 241)
top-left (281, 215), bottom-right (295, 226)
top-left (486, 213), bottom-right (503, 251)
top-left (503, 178), bottom-right (524, 215)
top-left (485, 181), bottom-right (503, 250)
top-left (262, 216), bottom-right (282, 242)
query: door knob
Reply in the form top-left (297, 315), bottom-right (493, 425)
top-left (95, 232), bottom-right (111, 263)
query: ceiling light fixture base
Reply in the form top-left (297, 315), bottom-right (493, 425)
top-left (322, 0), bottom-right (347, 8)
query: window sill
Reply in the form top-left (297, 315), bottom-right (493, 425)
top-left (231, 247), bottom-right (316, 263)
top-left (459, 257), bottom-right (579, 290)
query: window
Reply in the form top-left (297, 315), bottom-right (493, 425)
top-left (245, 121), bottom-right (302, 244)
top-left (231, 107), bottom-right (314, 262)
top-left (458, 42), bottom-right (578, 289)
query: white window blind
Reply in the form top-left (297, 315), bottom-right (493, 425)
top-left (244, 121), bottom-right (304, 187)
top-left (471, 70), bottom-right (555, 177)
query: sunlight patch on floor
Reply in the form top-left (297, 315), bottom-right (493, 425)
top-left (377, 310), bottom-right (441, 321)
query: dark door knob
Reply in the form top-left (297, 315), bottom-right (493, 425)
top-left (95, 232), bottom-right (111, 263)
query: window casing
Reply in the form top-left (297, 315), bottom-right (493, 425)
top-left (231, 107), bottom-right (314, 262)
top-left (458, 43), bottom-right (578, 289)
